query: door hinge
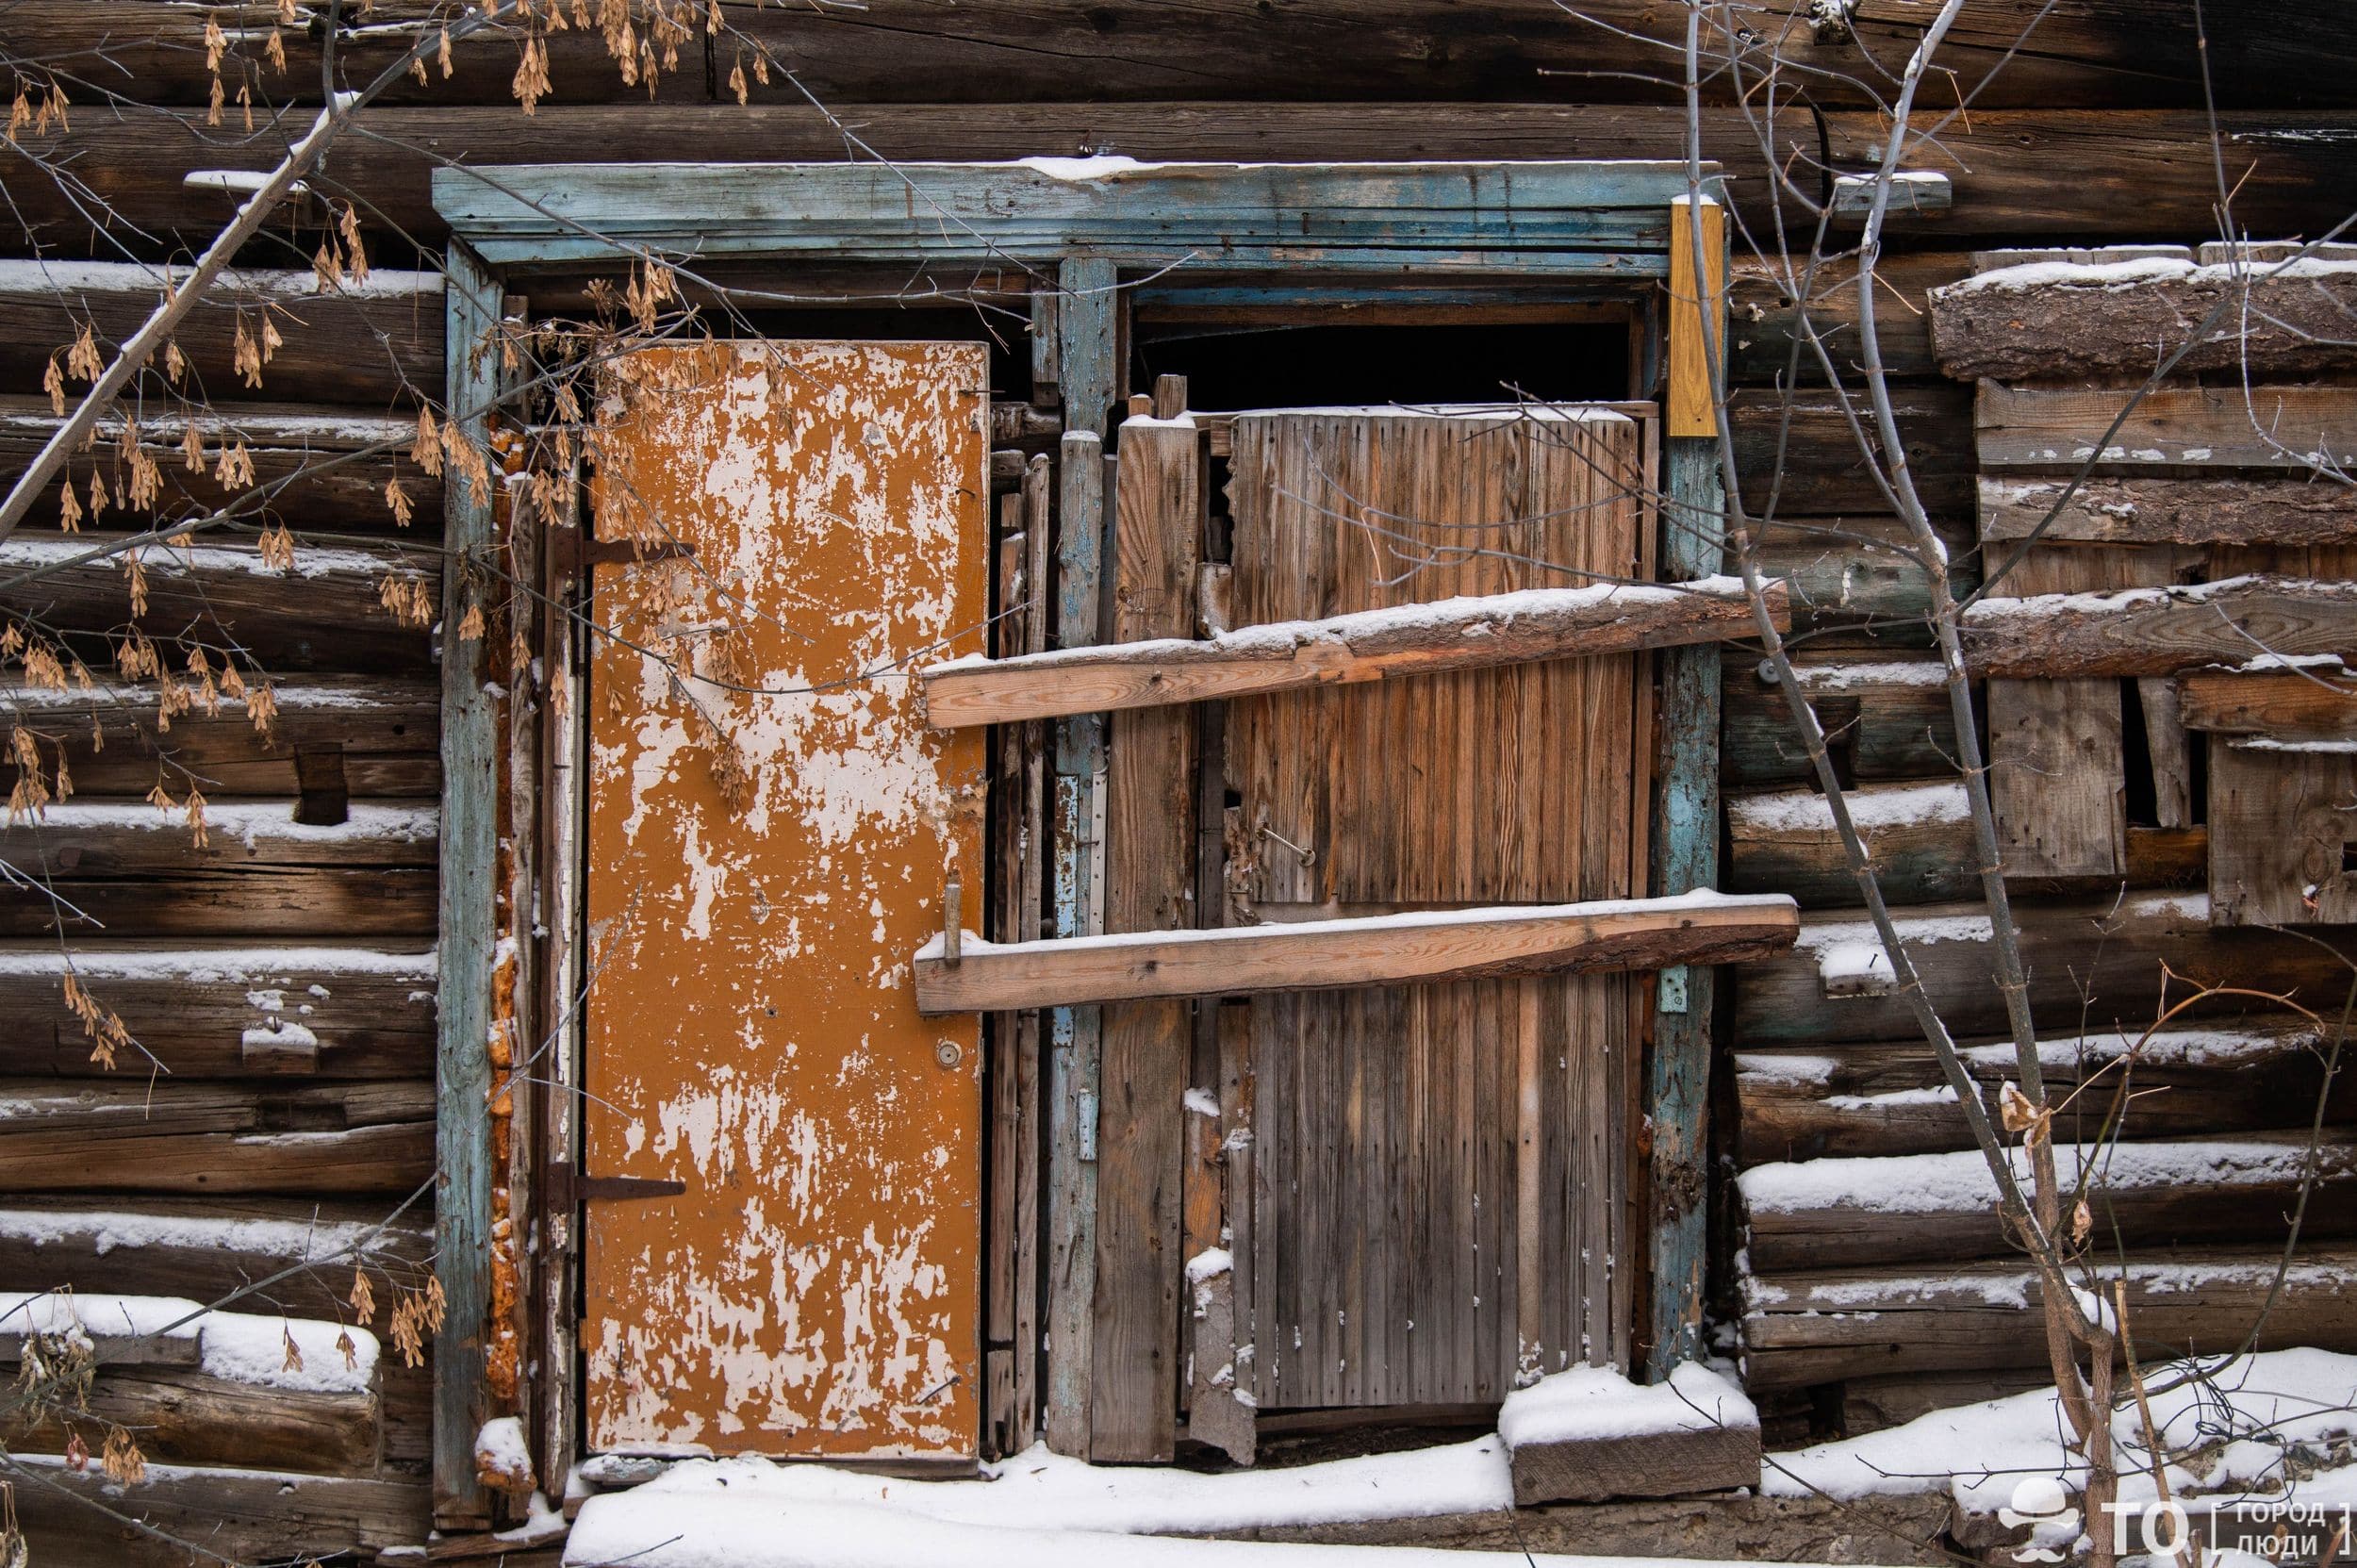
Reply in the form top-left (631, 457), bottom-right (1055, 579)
top-left (547, 1162), bottom-right (686, 1209)
top-left (549, 526), bottom-right (697, 580)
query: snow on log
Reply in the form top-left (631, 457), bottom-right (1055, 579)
top-left (913, 891), bottom-right (1800, 1015)
top-left (1976, 474), bottom-right (2357, 545)
top-left (919, 576), bottom-right (1787, 728)
top-left (1962, 574), bottom-right (2357, 678)
top-left (1726, 780), bottom-right (1974, 907)
top-left (1973, 381), bottom-right (2357, 472)
top-left (2177, 667), bottom-right (2357, 740)
top-left (1499, 1362), bottom-right (1759, 1505)
top-left (1931, 255), bottom-right (2357, 381)
top-left (0, 1079), bottom-right (434, 1195)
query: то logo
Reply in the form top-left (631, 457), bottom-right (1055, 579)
top-left (2001, 1476), bottom-right (2080, 1563)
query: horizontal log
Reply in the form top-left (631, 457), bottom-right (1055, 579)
top-left (14, 1457), bottom-right (428, 1568)
top-left (1977, 474), bottom-right (2357, 545)
top-left (7, 672), bottom-right (440, 798)
top-left (1974, 382), bottom-right (2357, 473)
top-left (0, 801), bottom-right (438, 940)
top-left (1738, 517), bottom-right (1979, 650)
top-left (1728, 253), bottom-right (1970, 386)
top-left (1738, 1131), bottom-right (2357, 1271)
top-left (921, 576), bottom-right (1787, 728)
top-left (1727, 780), bottom-right (1975, 908)
top-left (1735, 1024), bottom-right (2353, 1164)
top-left (914, 892), bottom-right (1800, 1014)
top-left (1931, 256), bottom-right (2357, 382)
top-left (0, 530), bottom-right (435, 675)
top-left (0, 942), bottom-right (435, 1078)
top-left (0, 397), bottom-right (438, 536)
top-left (1963, 573), bottom-right (2357, 677)
top-left (1734, 893), bottom-right (2357, 1046)
top-left (12, 1367), bottom-right (379, 1476)
top-left (2177, 668), bottom-right (2357, 739)
top-left (0, 261), bottom-right (440, 410)
top-left (1741, 1246), bottom-right (2357, 1390)
top-left (1729, 385), bottom-right (1977, 520)
top-left (15, 0), bottom-right (2356, 112)
top-left (1721, 652), bottom-right (1960, 788)
top-left (0, 1196), bottom-right (434, 1312)
top-left (0, 1078), bottom-right (433, 1191)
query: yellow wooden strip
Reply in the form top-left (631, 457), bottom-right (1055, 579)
top-left (1668, 194), bottom-right (1725, 439)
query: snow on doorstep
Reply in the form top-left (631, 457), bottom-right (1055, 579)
top-left (1765, 1348), bottom-right (2357, 1516)
top-left (1738, 1138), bottom-right (2324, 1217)
top-left (1498, 1362), bottom-right (1755, 1452)
top-left (477, 1415), bottom-right (536, 1489)
top-left (1727, 782), bottom-right (1968, 834)
top-left (1, 1290), bottom-right (376, 1393)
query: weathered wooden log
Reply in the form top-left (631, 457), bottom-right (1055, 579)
top-left (1727, 780), bottom-right (1975, 909)
top-left (1738, 1132), bottom-right (2357, 1271)
top-left (1734, 893), bottom-right (2357, 1046)
top-left (1977, 474), bottom-right (2357, 545)
top-left (2178, 668), bottom-right (2357, 739)
top-left (1838, 1371), bottom-right (2053, 1436)
top-left (0, 801), bottom-right (438, 940)
top-left (1738, 517), bottom-right (1979, 650)
top-left (1728, 253), bottom-right (1971, 386)
top-left (0, 263), bottom-right (440, 410)
top-left (1932, 257), bottom-right (2357, 382)
top-left (1963, 574), bottom-right (2357, 677)
top-left (12, 1458), bottom-right (429, 1568)
top-left (922, 577), bottom-right (1787, 728)
top-left (0, 531), bottom-right (436, 675)
top-left (0, 398), bottom-right (438, 536)
top-left (914, 892), bottom-right (1800, 1014)
top-left (10, 1368), bottom-right (380, 1475)
top-left (0, 942), bottom-right (436, 1078)
top-left (0, 1078), bottom-right (434, 1195)
top-left (1975, 382), bottom-right (2357, 473)
top-left (0, 1196), bottom-right (435, 1312)
top-left (1728, 386), bottom-right (1977, 520)
top-left (1735, 1024), bottom-right (2352, 1165)
top-left (1720, 653), bottom-right (1959, 788)
top-left (2208, 734), bottom-right (2357, 928)
top-left (7, 673), bottom-right (439, 798)
top-left (1741, 1246), bottom-right (2357, 1390)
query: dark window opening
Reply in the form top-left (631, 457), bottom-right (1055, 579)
top-left (2120, 678), bottom-right (2160, 829)
top-left (1134, 322), bottom-right (1630, 410)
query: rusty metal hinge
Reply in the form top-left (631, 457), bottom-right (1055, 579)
top-left (546, 1162), bottom-right (685, 1209)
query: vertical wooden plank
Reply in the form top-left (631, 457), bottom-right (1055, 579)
top-left (2138, 677), bottom-right (2196, 831)
top-left (1667, 195), bottom-right (1725, 439)
top-left (1091, 414), bottom-right (1203, 1462)
top-left (1044, 256), bottom-right (1117, 1456)
top-left (2211, 740), bottom-right (2357, 927)
top-left (536, 454), bottom-right (585, 1498)
top-left (1013, 455), bottom-right (1051, 1450)
top-left (435, 240), bottom-right (501, 1531)
top-left (1647, 432), bottom-right (1722, 1379)
top-left (986, 493), bottom-right (1027, 1457)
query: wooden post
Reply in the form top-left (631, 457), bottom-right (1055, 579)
top-left (1045, 255), bottom-right (1118, 1457)
top-left (434, 241), bottom-right (501, 1529)
top-left (1091, 411), bottom-right (1204, 1461)
top-left (1649, 192), bottom-right (1727, 1378)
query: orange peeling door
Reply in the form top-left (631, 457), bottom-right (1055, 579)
top-left (584, 340), bottom-right (986, 1458)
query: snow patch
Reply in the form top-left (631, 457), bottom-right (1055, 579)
top-left (1498, 1362), bottom-right (1756, 1451)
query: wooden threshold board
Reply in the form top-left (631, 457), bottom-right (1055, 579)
top-left (920, 575), bottom-right (1786, 728)
top-left (912, 892), bottom-right (1799, 1015)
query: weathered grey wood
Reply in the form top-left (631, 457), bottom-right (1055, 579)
top-left (922, 575), bottom-right (1783, 727)
top-left (11, 1366), bottom-right (380, 1474)
top-left (0, 1079), bottom-right (433, 1194)
top-left (1965, 573), bottom-right (2357, 677)
top-left (1741, 516), bottom-right (1980, 650)
top-left (2139, 674), bottom-right (2196, 828)
top-left (1734, 1025), bottom-right (2353, 1164)
top-left (0, 1196), bottom-right (434, 1312)
top-left (1728, 781), bottom-right (1975, 908)
top-left (2209, 736), bottom-right (2357, 926)
top-left (1720, 652), bottom-right (1958, 789)
top-left (1980, 474), bottom-right (2357, 546)
top-left (1509, 1421), bottom-right (1762, 1506)
top-left (1734, 894), bottom-right (2357, 1046)
top-left (917, 896), bottom-right (1797, 1015)
top-left (0, 941), bottom-right (435, 1078)
top-left (1739, 1131), bottom-right (2357, 1271)
top-left (1742, 1247), bottom-right (2357, 1389)
top-left (1728, 385), bottom-right (1976, 519)
top-left (2179, 668), bottom-right (2357, 738)
top-left (1931, 259), bottom-right (2357, 382)
top-left (1975, 381), bottom-right (2357, 472)
top-left (1728, 253), bottom-right (1970, 385)
top-left (1091, 414), bottom-right (1203, 1462)
top-left (433, 240), bottom-right (499, 1531)
top-left (14, 1459), bottom-right (429, 1568)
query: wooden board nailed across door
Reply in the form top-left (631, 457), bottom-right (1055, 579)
top-left (585, 340), bottom-right (987, 1457)
top-left (1226, 407), bottom-right (1653, 1406)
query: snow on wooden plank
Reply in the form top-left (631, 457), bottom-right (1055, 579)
top-left (920, 576), bottom-right (1784, 728)
top-left (1977, 474), bottom-right (2357, 545)
top-left (1500, 1362), bottom-right (1759, 1505)
top-left (1974, 381), bottom-right (2357, 472)
top-left (1962, 574), bottom-right (2357, 678)
top-left (912, 892), bottom-right (1801, 1015)
top-left (1720, 652), bottom-right (1959, 789)
top-left (1726, 780), bottom-right (1972, 908)
top-left (0, 1196), bottom-right (433, 1313)
top-left (2178, 668), bottom-right (2357, 739)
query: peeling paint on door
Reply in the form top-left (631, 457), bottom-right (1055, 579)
top-left (585, 340), bottom-right (987, 1458)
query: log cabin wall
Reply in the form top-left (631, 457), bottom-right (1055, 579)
top-left (5, 3), bottom-right (2357, 1559)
